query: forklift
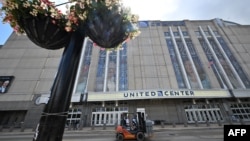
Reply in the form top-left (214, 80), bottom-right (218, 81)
top-left (115, 108), bottom-right (153, 141)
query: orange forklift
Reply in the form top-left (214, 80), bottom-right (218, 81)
top-left (115, 108), bottom-right (153, 141)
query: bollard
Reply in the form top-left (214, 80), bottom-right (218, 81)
top-left (195, 120), bottom-right (198, 127)
top-left (20, 127), bottom-right (25, 132)
top-left (206, 120), bottom-right (210, 127)
top-left (184, 122), bottom-right (188, 127)
top-left (91, 124), bottom-right (95, 130)
top-left (79, 125), bottom-right (83, 130)
top-left (161, 121), bottom-right (164, 128)
top-left (0, 125), bottom-right (2, 132)
top-left (114, 122), bottom-right (118, 129)
top-left (240, 119), bottom-right (245, 125)
top-left (103, 123), bottom-right (106, 130)
top-left (146, 121), bottom-right (153, 137)
top-left (68, 124), bottom-right (72, 131)
top-left (79, 120), bottom-right (83, 130)
top-left (217, 120), bottom-right (222, 126)
top-left (20, 123), bottom-right (25, 132)
top-left (229, 118), bottom-right (233, 125)
top-left (172, 122), bottom-right (176, 128)
top-left (32, 126), bottom-right (36, 131)
top-left (9, 126), bottom-right (14, 132)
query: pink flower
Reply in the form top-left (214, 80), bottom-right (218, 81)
top-left (65, 26), bottom-right (72, 32)
top-left (100, 47), bottom-right (105, 51)
top-left (41, 0), bottom-right (52, 5)
top-left (125, 37), bottom-right (130, 42)
top-left (52, 20), bottom-right (56, 24)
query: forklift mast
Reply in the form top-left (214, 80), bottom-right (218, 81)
top-left (137, 112), bottom-right (146, 132)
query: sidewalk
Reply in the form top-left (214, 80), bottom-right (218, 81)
top-left (0, 123), bottom-right (226, 135)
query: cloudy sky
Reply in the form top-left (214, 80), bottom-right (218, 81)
top-left (0, 0), bottom-right (250, 45)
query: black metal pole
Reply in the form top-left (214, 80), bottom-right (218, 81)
top-left (33, 30), bottom-right (85, 141)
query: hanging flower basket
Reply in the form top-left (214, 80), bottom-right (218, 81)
top-left (85, 8), bottom-right (128, 48)
top-left (1, 0), bottom-right (140, 50)
top-left (18, 16), bottom-right (71, 50)
top-left (72, 0), bottom-right (141, 50)
top-left (0, 0), bottom-right (77, 50)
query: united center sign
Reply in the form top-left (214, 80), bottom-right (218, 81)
top-left (87, 89), bottom-right (230, 101)
top-left (123, 90), bottom-right (194, 98)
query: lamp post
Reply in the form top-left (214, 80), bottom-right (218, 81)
top-left (33, 30), bottom-right (85, 141)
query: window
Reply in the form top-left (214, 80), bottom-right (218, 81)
top-left (161, 21), bottom-right (185, 26)
top-left (164, 32), bottom-right (170, 37)
top-left (66, 108), bottom-right (82, 127)
top-left (217, 37), bottom-right (250, 88)
top-left (182, 31), bottom-right (189, 36)
top-left (230, 103), bottom-right (250, 120)
top-left (95, 50), bottom-right (107, 91)
top-left (107, 51), bottom-right (117, 92)
top-left (95, 44), bottom-right (128, 92)
top-left (75, 41), bottom-right (93, 94)
top-left (184, 104), bottom-right (223, 123)
top-left (119, 44), bottom-right (128, 91)
top-left (0, 76), bottom-right (14, 94)
top-left (166, 39), bottom-right (186, 88)
top-left (139, 21), bottom-right (149, 28)
top-left (165, 37), bottom-right (211, 89)
top-left (195, 31), bottom-right (201, 36)
top-left (204, 31), bottom-right (210, 36)
top-left (150, 21), bottom-right (161, 26)
top-left (173, 32), bottom-right (179, 36)
top-left (213, 31), bottom-right (220, 36)
top-left (199, 38), bottom-right (243, 89)
top-left (176, 39), bottom-right (210, 89)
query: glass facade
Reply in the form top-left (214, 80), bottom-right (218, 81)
top-left (199, 38), bottom-right (227, 88)
top-left (75, 40), bottom-right (93, 94)
top-left (119, 44), bottom-right (128, 91)
top-left (166, 38), bottom-right (186, 88)
top-left (165, 31), bottom-right (210, 89)
top-left (177, 39), bottom-right (210, 89)
top-left (106, 50), bottom-right (117, 92)
top-left (198, 29), bottom-right (250, 89)
top-left (95, 44), bottom-right (128, 92)
top-left (95, 50), bottom-right (106, 91)
top-left (217, 37), bottom-right (250, 88)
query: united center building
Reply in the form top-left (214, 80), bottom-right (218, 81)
top-left (0, 19), bottom-right (250, 128)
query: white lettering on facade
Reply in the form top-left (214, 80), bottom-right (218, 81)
top-left (123, 90), bottom-right (195, 98)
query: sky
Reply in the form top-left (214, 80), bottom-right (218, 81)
top-left (0, 0), bottom-right (250, 45)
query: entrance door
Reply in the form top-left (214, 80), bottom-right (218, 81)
top-left (66, 108), bottom-right (82, 128)
top-left (185, 108), bottom-right (223, 123)
top-left (91, 111), bottom-right (128, 126)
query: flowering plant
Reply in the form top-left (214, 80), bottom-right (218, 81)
top-left (0, 0), bottom-right (77, 34)
top-left (69, 0), bottom-right (140, 50)
top-left (0, 0), bottom-right (140, 50)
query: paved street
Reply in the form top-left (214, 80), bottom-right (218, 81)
top-left (0, 123), bottom-right (227, 141)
